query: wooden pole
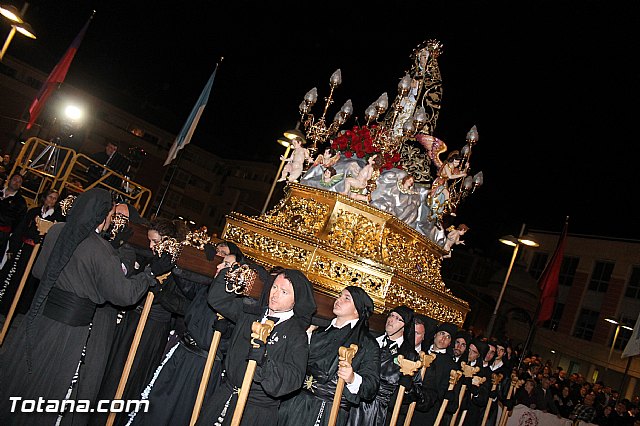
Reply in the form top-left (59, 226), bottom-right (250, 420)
top-left (389, 355), bottom-right (423, 426)
top-left (457, 376), bottom-right (486, 426)
top-left (498, 373), bottom-right (520, 426)
top-left (404, 352), bottom-right (436, 426)
top-left (0, 243), bottom-right (40, 346)
top-left (105, 291), bottom-right (155, 426)
top-left (230, 320), bottom-right (275, 426)
top-left (450, 363), bottom-right (479, 426)
top-left (434, 370), bottom-right (462, 426)
top-left (189, 325), bottom-right (223, 426)
top-left (0, 217), bottom-right (53, 346)
top-left (327, 344), bottom-right (359, 426)
top-left (481, 373), bottom-right (504, 426)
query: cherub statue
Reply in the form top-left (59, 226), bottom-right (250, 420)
top-left (341, 154), bottom-right (383, 202)
top-left (312, 147), bottom-right (341, 169)
top-left (427, 150), bottom-right (468, 219)
top-left (277, 138), bottom-right (311, 183)
top-left (443, 224), bottom-right (469, 258)
top-left (319, 166), bottom-right (344, 188)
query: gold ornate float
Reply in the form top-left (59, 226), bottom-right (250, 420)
top-left (222, 182), bottom-right (469, 326)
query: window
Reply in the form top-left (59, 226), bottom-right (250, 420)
top-left (543, 303), bottom-right (565, 331)
top-left (625, 266), bottom-right (640, 299)
top-left (588, 261), bottom-right (614, 292)
top-left (559, 256), bottom-right (579, 286)
top-left (610, 316), bottom-right (635, 350)
top-left (529, 252), bottom-right (549, 280)
top-left (573, 308), bottom-right (599, 341)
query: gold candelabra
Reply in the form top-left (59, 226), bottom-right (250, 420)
top-left (363, 73), bottom-right (430, 158)
top-left (447, 125), bottom-right (484, 212)
top-left (299, 69), bottom-right (353, 155)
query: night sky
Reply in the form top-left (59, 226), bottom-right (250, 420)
top-left (5, 0), bottom-right (639, 249)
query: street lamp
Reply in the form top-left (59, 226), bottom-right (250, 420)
top-left (605, 317), bottom-right (633, 363)
top-left (260, 136), bottom-right (294, 215)
top-left (485, 224), bottom-right (540, 337)
top-left (0, 3), bottom-right (36, 61)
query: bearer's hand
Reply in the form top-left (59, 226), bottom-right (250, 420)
top-left (247, 339), bottom-right (267, 366)
top-left (337, 360), bottom-right (355, 384)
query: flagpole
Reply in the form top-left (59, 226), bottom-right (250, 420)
top-left (518, 300), bottom-right (542, 370)
top-left (517, 216), bottom-right (569, 369)
top-left (154, 149), bottom-right (182, 218)
top-left (156, 57), bottom-right (222, 218)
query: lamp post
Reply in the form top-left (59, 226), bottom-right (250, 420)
top-left (260, 136), bottom-right (294, 215)
top-left (605, 317), bottom-right (633, 364)
top-left (0, 3), bottom-right (37, 61)
top-left (485, 224), bottom-right (539, 337)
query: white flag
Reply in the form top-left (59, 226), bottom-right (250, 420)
top-left (622, 312), bottom-right (640, 358)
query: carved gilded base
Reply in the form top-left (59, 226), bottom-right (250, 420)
top-left (222, 183), bottom-right (469, 326)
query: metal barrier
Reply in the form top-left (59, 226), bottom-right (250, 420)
top-left (10, 137), bottom-right (152, 215)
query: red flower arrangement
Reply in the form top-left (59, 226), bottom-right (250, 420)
top-left (330, 125), bottom-right (402, 170)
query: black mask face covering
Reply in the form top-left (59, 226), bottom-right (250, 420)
top-left (103, 212), bottom-right (129, 242)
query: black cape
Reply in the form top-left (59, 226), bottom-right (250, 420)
top-left (195, 266), bottom-right (313, 426)
top-left (0, 223), bottom-right (152, 425)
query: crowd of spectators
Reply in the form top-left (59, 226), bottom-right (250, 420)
top-left (512, 353), bottom-right (640, 425)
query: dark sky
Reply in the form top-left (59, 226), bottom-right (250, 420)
top-left (7, 0), bottom-right (639, 247)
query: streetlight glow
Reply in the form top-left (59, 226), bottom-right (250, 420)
top-left (14, 22), bottom-right (35, 38)
top-left (486, 225), bottom-right (539, 337)
top-left (64, 105), bottom-right (83, 121)
top-left (0, 4), bottom-right (23, 23)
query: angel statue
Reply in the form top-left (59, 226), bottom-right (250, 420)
top-left (341, 154), bottom-right (383, 202)
top-left (312, 147), bottom-right (341, 169)
top-left (427, 150), bottom-right (468, 220)
top-left (443, 224), bottom-right (469, 258)
top-left (277, 138), bottom-right (312, 183)
top-left (415, 133), bottom-right (447, 170)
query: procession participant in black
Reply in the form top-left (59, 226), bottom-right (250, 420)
top-left (411, 322), bottom-right (459, 425)
top-left (414, 314), bottom-right (438, 354)
top-left (195, 265), bottom-right (317, 426)
top-left (459, 339), bottom-right (492, 426)
top-left (278, 286), bottom-right (380, 426)
top-left (348, 305), bottom-right (419, 426)
top-left (0, 188), bottom-right (155, 425)
top-left (0, 173), bottom-right (27, 256)
top-left (0, 189), bottom-right (63, 315)
top-left (92, 217), bottom-right (186, 426)
top-left (125, 253), bottom-right (239, 426)
top-left (452, 330), bottom-right (472, 368)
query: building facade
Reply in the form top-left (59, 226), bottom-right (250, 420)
top-left (0, 55), bottom-right (279, 232)
top-left (444, 230), bottom-right (640, 398)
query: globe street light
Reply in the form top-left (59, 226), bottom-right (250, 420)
top-left (0, 3), bottom-right (37, 61)
top-left (486, 224), bottom-right (540, 337)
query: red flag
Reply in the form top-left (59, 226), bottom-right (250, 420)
top-left (26, 14), bottom-right (93, 129)
top-left (537, 218), bottom-right (569, 324)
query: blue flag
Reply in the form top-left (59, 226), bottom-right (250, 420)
top-left (164, 65), bottom-right (218, 166)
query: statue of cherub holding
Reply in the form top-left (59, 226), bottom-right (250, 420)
top-left (341, 154), bottom-right (384, 202)
top-left (277, 138), bottom-right (312, 183)
top-left (312, 147), bottom-right (341, 169)
top-left (443, 223), bottom-right (469, 258)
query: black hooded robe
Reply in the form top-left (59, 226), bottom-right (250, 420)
top-left (195, 267), bottom-right (314, 426)
top-left (0, 189), bottom-right (153, 426)
top-left (278, 285), bottom-right (380, 426)
top-left (0, 223), bottom-right (152, 425)
top-left (125, 269), bottom-right (232, 426)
